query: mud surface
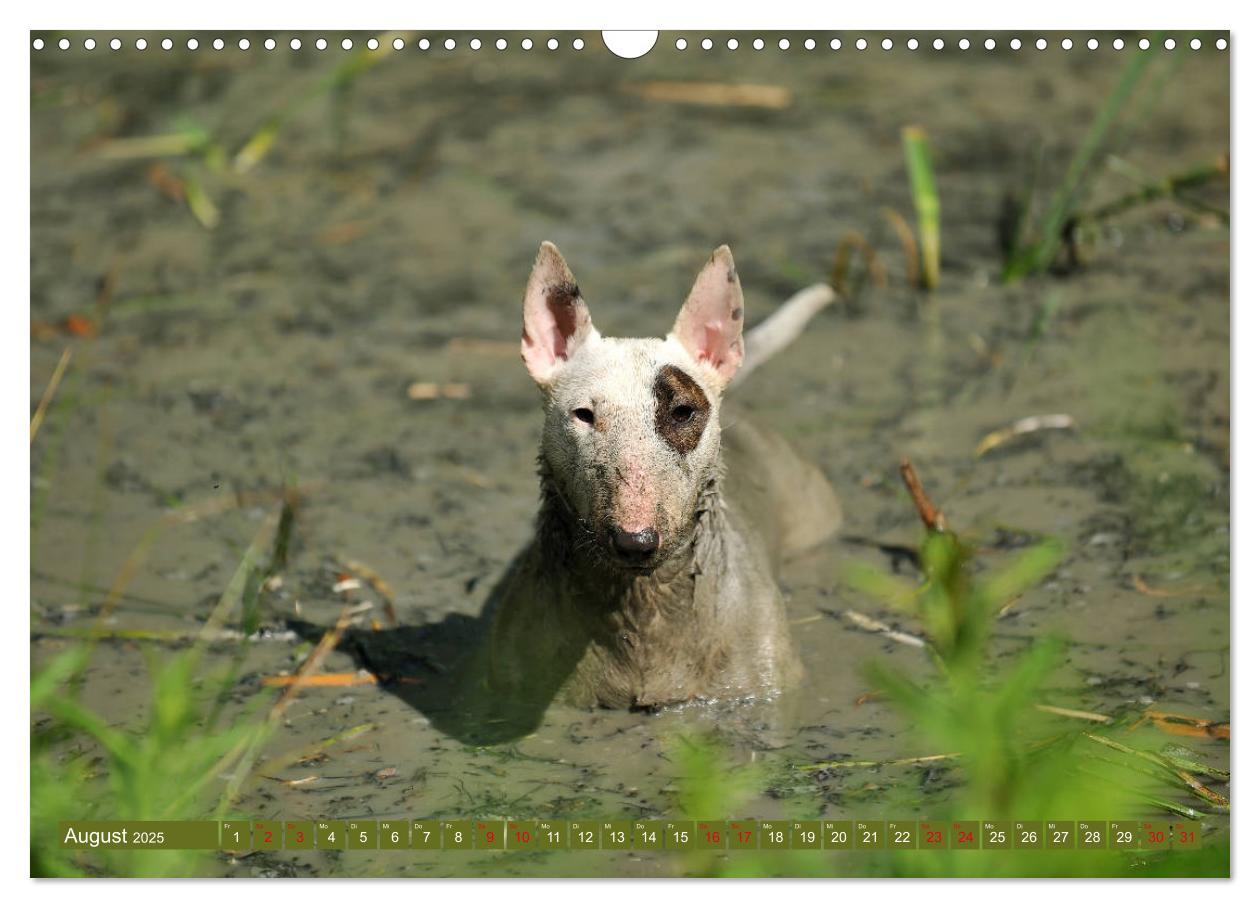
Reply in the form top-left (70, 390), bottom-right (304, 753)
top-left (31, 32), bottom-right (1229, 876)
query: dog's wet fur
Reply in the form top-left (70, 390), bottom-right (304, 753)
top-left (486, 242), bottom-right (842, 709)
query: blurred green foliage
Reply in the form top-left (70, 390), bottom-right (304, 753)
top-left (665, 479), bottom-right (1227, 877)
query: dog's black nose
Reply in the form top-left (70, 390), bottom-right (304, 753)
top-left (612, 527), bottom-right (660, 557)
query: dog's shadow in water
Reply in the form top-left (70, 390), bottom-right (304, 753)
top-left (286, 572), bottom-right (589, 746)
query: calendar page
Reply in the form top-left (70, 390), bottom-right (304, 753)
top-left (28, 16), bottom-right (1230, 884)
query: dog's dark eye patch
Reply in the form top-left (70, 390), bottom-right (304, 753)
top-left (654, 365), bottom-right (711, 455)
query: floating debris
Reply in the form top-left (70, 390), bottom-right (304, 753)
top-left (30, 347), bottom-right (73, 443)
top-left (331, 576), bottom-right (362, 594)
top-left (262, 775), bottom-right (320, 787)
top-left (622, 81), bottom-right (792, 109)
top-left (1141, 708), bottom-right (1230, 740)
top-left (1131, 574), bottom-right (1213, 598)
top-left (839, 608), bottom-right (926, 649)
top-left (975, 414), bottom-right (1075, 458)
top-left (406, 381), bottom-right (471, 401)
top-left (335, 557), bottom-right (400, 627)
top-left (1035, 703), bottom-right (1113, 724)
top-left (261, 671), bottom-right (424, 688)
top-left (797, 752), bottom-right (960, 772)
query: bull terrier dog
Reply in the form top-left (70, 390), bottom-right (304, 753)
top-left (486, 242), bottom-right (842, 711)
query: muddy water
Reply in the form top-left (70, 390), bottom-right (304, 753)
top-left (31, 32), bottom-right (1229, 876)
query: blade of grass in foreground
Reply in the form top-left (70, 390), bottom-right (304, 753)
top-left (1005, 42), bottom-right (1159, 280)
top-left (902, 126), bottom-right (941, 290)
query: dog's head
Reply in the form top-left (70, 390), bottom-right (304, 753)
top-left (520, 242), bottom-right (744, 572)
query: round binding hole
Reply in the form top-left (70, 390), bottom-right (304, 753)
top-left (830, 38), bottom-right (841, 50)
top-left (856, 37), bottom-right (867, 50)
top-left (778, 38), bottom-right (789, 50)
top-left (1164, 38), bottom-right (1176, 50)
top-left (391, 37), bottom-right (402, 50)
top-left (59, 37), bottom-right (71, 50)
top-left (701, 37), bottom-right (713, 50)
top-left (727, 37), bottom-right (738, 50)
top-left (84, 38), bottom-right (96, 50)
top-left (984, 37), bottom-right (996, 50)
top-left (1190, 38), bottom-right (1202, 50)
top-left (263, 37), bottom-right (275, 50)
top-left (1009, 38), bottom-right (1021, 50)
top-left (958, 38), bottom-right (970, 50)
top-left (1216, 37), bottom-right (1227, 50)
top-left (162, 37), bottom-right (173, 50)
top-left (675, 37), bottom-right (687, 50)
top-left (1036, 38), bottom-right (1047, 50)
top-left (932, 38), bottom-right (944, 50)
top-left (804, 37), bottom-right (816, 50)
top-left (1087, 38), bottom-right (1099, 50)
top-left (367, 38), bottom-right (379, 50)
top-left (907, 38), bottom-right (919, 50)
top-left (111, 38), bottom-right (122, 50)
top-left (547, 37), bottom-right (558, 50)
top-left (32, 37), bottom-right (44, 50)
top-left (881, 37), bottom-right (892, 50)
top-left (1062, 38), bottom-right (1074, 50)
top-left (342, 38), bottom-right (353, 50)
top-left (237, 38), bottom-right (248, 50)
top-left (573, 37), bottom-right (585, 50)
top-left (1112, 38), bottom-right (1125, 50)
top-left (419, 38), bottom-right (431, 50)
top-left (444, 38), bottom-right (456, 50)
top-left (213, 38), bottom-right (225, 50)
top-left (521, 38), bottom-right (533, 50)
top-left (597, 29), bottom-right (655, 58)
top-left (289, 38), bottom-right (301, 50)
top-left (187, 38), bottom-right (199, 50)
top-left (469, 38), bottom-right (481, 50)
top-left (1138, 38), bottom-right (1150, 50)
top-left (754, 37), bottom-right (765, 50)
top-left (496, 38), bottom-right (508, 51)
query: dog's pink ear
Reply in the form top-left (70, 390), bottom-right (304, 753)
top-left (671, 245), bottom-right (744, 387)
top-left (521, 242), bottom-right (596, 386)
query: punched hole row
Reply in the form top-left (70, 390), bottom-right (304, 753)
top-left (31, 35), bottom-right (1229, 53)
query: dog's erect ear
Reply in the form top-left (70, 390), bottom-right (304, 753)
top-left (521, 241), bottom-right (597, 386)
top-left (670, 245), bottom-right (744, 388)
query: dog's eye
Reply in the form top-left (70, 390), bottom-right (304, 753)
top-left (671, 404), bottom-right (695, 423)
top-left (573, 407), bottom-right (595, 425)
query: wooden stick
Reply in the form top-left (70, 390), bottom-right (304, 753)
top-left (30, 347), bottom-right (72, 444)
top-left (899, 458), bottom-right (947, 531)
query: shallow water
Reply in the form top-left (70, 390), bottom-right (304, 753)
top-left (31, 32), bottom-right (1229, 876)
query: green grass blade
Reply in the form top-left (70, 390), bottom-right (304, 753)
top-left (902, 126), bottom-right (941, 290)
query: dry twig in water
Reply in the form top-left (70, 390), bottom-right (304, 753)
top-left (337, 556), bottom-right (400, 626)
top-left (1139, 709), bottom-right (1230, 740)
top-left (797, 752), bottom-right (960, 771)
top-left (622, 81), bottom-right (792, 109)
top-left (975, 414), bottom-right (1075, 458)
top-left (839, 608), bottom-right (926, 648)
top-left (30, 347), bottom-right (73, 444)
top-left (882, 208), bottom-right (920, 289)
top-left (406, 382), bottom-right (471, 401)
top-left (1035, 703), bottom-right (1113, 723)
top-left (830, 231), bottom-right (888, 299)
top-left (899, 458), bottom-right (947, 531)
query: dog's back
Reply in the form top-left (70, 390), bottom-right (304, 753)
top-left (720, 415), bottom-right (843, 568)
